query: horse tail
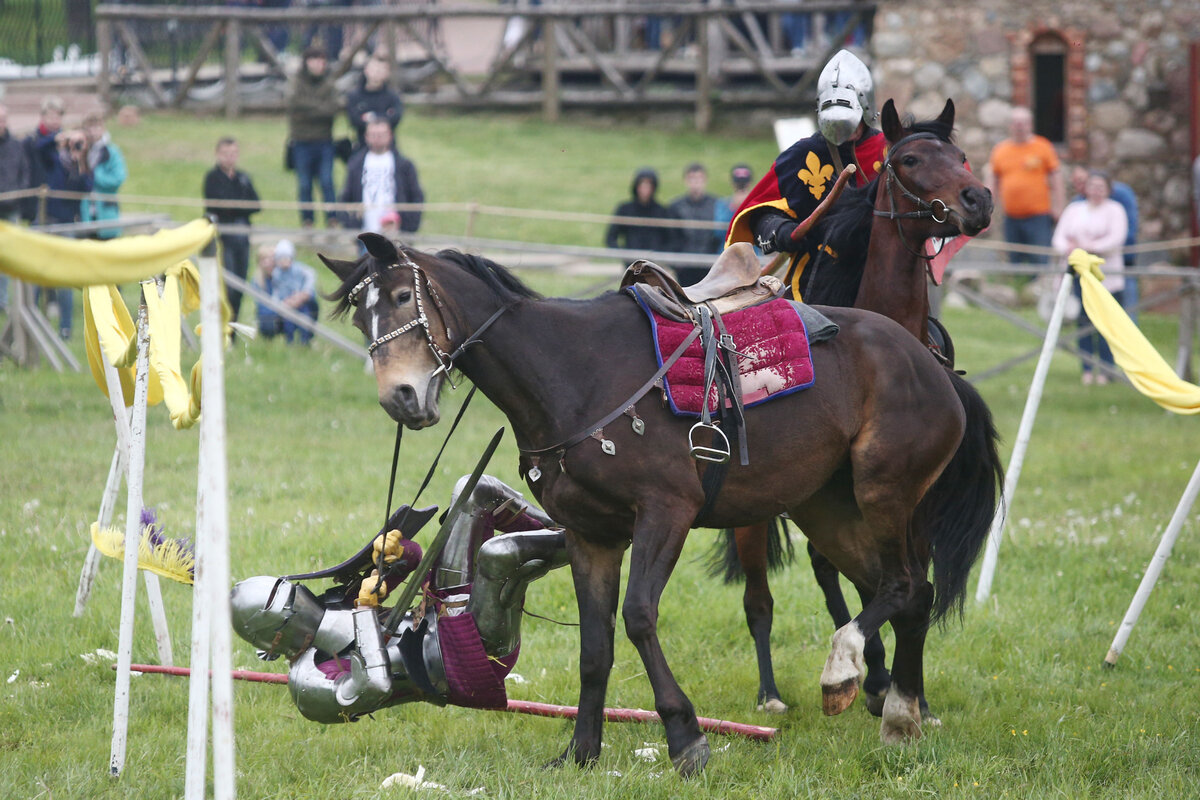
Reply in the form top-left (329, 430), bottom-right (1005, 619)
top-left (919, 370), bottom-right (1005, 624)
top-left (706, 517), bottom-right (796, 584)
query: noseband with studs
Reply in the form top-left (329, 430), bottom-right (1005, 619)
top-left (346, 249), bottom-right (510, 386)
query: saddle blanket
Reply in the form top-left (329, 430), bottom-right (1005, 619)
top-left (630, 290), bottom-right (832, 417)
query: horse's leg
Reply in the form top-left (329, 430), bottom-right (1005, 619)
top-left (549, 530), bottom-right (625, 769)
top-left (623, 506), bottom-right (709, 777)
top-left (879, 579), bottom-right (934, 744)
top-left (813, 544), bottom-right (892, 716)
top-left (734, 523), bottom-right (786, 713)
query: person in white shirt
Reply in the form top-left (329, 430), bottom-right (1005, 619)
top-left (339, 119), bottom-right (423, 234)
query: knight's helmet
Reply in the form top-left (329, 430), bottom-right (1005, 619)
top-left (230, 576), bottom-right (354, 661)
top-left (815, 49), bottom-right (877, 146)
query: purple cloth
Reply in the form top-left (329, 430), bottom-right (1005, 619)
top-left (438, 613), bottom-right (508, 709)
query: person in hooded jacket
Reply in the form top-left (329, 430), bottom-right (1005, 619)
top-left (604, 167), bottom-right (681, 257)
top-left (345, 57), bottom-right (404, 150)
top-left (287, 44), bottom-right (342, 228)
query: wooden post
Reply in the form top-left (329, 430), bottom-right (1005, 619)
top-left (185, 250), bottom-right (235, 800)
top-left (975, 272), bottom-right (1075, 605)
top-left (109, 297), bottom-right (151, 777)
top-left (542, 17), bottom-right (559, 123)
top-left (74, 447), bottom-right (122, 617)
top-left (695, 7), bottom-right (711, 133)
top-left (1104, 458), bottom-right (1200, 666)
top-left (98, 18), bottom-right (112, 111)
top-left (1175, 280), bottom-right (1197, 383)
top-left (225, 19), bottom-right (241, 119)
top-left (385, 18), bottom-right (400, 89)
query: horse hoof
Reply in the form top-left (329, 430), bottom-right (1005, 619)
top-left (544, 746), bottom-right (597, 771)
top-left (757, 698), bottom-right (788, 714)
top-left (822, 677), bottom-right (859, 716)
top-left (922, 712), bottom-right (942, 727)
top-left (863, 689), bottom-right (887, 718)
top-left (880, 690), bottom-right (922, 744)
top-left (880, 717), bottom-right (922, 745)
top-left (670, 736), bottom-right (710, 778)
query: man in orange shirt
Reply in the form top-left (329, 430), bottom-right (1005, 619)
top-left (985, 106), bottom-right (1065, 268)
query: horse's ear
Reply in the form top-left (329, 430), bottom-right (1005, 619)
top-left (937, 98), bottom-right (956, 130)
top-left (358, 232), bottom-right (399, 263)
top-left (880, 99), bottom-right (903, 143)
top-left (318, 252), bottom-right (357, 281)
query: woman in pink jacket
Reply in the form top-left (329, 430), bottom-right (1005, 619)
top-left (1052, 170), bottom-right (1129, 384)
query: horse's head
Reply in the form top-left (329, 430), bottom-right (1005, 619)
top-left (322, 233), bottom-right (452, 429)
top-left (878, 98), bottom-right (992, 237)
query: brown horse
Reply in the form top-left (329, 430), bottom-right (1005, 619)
top-left (723, 99), bottom-right (1001, 720)
top-left (319, 207), bottom-right (1000, 775)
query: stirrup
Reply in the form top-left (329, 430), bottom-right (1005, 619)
top-left (688, 421), bottom-right (730, 464)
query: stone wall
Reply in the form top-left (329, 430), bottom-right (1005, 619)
top-left (871, 0), bottom-right (1198, 252)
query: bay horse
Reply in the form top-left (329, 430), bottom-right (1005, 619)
top-left (722, 99), bottom-right (1002, 720)
top-left (319, 202), bottom-right (997, 775)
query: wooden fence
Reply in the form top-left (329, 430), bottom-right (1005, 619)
top-left (94, 1), bottom-right (876, 130)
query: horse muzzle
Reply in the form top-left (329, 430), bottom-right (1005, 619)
top-left (380, 382), bottom-right (442, 429)
top-left (955, 185), bottom-right (993, 237)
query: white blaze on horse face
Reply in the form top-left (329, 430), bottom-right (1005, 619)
top-left (365, 285), bottom-right (381, 340)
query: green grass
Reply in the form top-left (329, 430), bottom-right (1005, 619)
top-left (2, 110), bottom-right (1199, 798)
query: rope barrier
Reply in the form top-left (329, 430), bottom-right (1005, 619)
top-left (3, 187), bottom-right (1198, 248)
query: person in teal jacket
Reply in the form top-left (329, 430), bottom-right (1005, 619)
top-left (80, 111), bottom-right (127, 240)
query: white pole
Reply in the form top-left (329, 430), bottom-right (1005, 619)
top-left (975, 271), bottom-right (1075, 604)
top-left (186, 251), bottom-right (236, 799)
top-left (183, 455), bottom-right (211, 800)
top-left (1104, 457), bottom-right (1200, 666)
top-left (110, 296), bottom-right (151, 777)
top-left (94, 350), bottom-right (175, 665)
top-left (143, 572), bottom-right (175, 666)
top-left (75, 446), bottom-right (123, 616)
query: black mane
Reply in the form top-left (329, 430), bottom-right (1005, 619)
top-left (801, 116), bottom-right (956, 307)
top-left (329, 246), bottom-right (541, 318)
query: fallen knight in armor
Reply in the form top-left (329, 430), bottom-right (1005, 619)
top-left (230, 475), bottom-right (568, 723)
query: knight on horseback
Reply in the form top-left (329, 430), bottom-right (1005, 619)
top-left (726, 49), bottom-right (885, 300)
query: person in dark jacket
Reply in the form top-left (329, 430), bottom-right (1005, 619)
top-left (287, 44), bottom-right (342, 228)
top-left (43, 129), bottom-right (93, 339)
top-left (339, 119), bottom-right (423, 234)
top-left (604, 167), bottom-right (680, 258)
top-left (0, 103), bottom-right (31, 311)
top-left (667, 161), bottom-right (720, 284)
top-left (21, 95), bottom-right (64, 223)
top-left (204, 136), bottom-right (262, 321)
top-left (345, 57), bottom-right (404, 149)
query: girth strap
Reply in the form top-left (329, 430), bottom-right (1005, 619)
top-left (520, 324), bottom-right (702, 465)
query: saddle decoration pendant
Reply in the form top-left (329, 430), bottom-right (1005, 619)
top-left (590, 430), bottom-right (617, 456)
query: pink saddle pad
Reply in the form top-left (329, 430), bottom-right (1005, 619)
top-left (630, 291), bottom-right (816, 416)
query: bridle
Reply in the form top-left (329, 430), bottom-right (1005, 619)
top-left (873, 131), bottom-right (956, 261)
top-left (345, 249), bottom-right (510, 387)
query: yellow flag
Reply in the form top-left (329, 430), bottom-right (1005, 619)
top-left (1069, 248), bottom-right (1200, 415)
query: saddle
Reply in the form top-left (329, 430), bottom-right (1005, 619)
top-left (619, 242), bottom-right (784, 323)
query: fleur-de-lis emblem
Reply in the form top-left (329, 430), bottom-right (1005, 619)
top-left (796, 151), bottom-right (834, 199)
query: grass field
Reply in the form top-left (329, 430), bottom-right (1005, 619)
top-left (1, 110), bottom-right (1199, 799)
